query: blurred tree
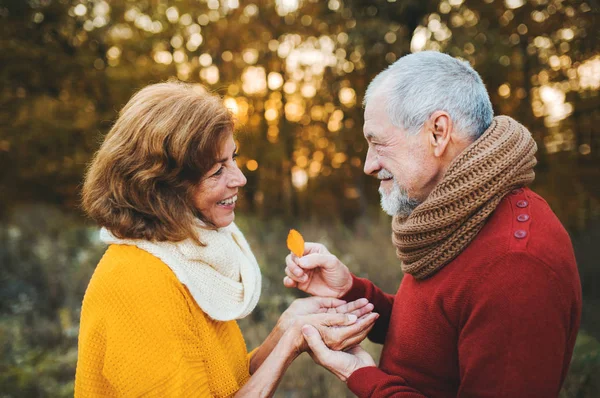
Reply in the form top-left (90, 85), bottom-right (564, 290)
top-left (2, 0), bottom-right (598, 331)
top-left (0, 0), bottom-right (598, 225)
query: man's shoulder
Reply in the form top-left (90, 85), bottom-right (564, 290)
top-left (471, 188), bottom-right (571, 258)
top-left (450, 188), bottom-right (577, 287)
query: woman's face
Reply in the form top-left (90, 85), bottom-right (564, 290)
top-left (193, 133), bottom-right (247, 228)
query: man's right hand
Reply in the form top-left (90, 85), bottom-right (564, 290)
top-left (283, 242), bottom-right (353, 298)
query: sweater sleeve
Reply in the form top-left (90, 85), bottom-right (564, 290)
top-left (341, 274), bottom-right (396, 344)
top-left (456, 251), bottom-right (574, 397)
top-left (92, 264), bottom-right (214, 397)
top-left (347, 367), bottom-right (428, 397)
top-left (346, 252), bottom-right (575, 398)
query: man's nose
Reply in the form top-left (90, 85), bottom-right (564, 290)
top-left (363, 147), bottom-right (380, 176)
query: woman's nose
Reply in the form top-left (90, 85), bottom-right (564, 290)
top-left (230, 163), bottom-right (247, 187)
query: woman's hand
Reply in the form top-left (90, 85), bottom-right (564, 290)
top-left (251, 297), bottom-right (371, 375)
top-left (283, 242), bottom-right (353, 298)
top-left (277, 296), bottom-right (374, 333)
top-left (284, 305), bottom-right (379, 355)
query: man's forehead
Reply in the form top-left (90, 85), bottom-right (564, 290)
top-left (363, 105), bottom-right (383, 140)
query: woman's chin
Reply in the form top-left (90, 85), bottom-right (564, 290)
top-left (213, 212), bottom-right (235, 229)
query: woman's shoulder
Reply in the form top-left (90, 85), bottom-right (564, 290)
top-left (87, 244), bottom-right (190, 305)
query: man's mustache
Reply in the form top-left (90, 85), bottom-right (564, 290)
top-left (377, 169), bottom-right (394, 180)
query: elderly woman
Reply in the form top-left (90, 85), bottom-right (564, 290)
top-left (75, 82), bottom-right (378, 397)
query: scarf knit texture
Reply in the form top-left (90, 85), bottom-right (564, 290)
top-left (392, 115), bottom-right (537, 280)
top-left (100, 222), bottom-right (261, 321)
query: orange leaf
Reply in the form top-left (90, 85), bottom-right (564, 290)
top-left (287, 229), bottom-right (305, 257)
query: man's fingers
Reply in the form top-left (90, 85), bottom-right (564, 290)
top-left (321, 313), bottom-right (378, 351)
top-left (283, 276), bottom-right (298, 288)
top-left (285, 254), bottom-right (308, 281)
top-left (302, 324), bottom-right (330, 359)
top-left (303, 242), bottom-right (329, 255)
top-left (297, 252), bottom-right (338, 271)
top-left (285, 262), bottom-right (308, 285)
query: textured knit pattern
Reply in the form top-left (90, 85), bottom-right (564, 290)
top-left (344, 188), bottom-right (582, 397)
top-left (75, 244), bottom-right (252, 397)
top-left (392, 115), bottom-right (537, 279)
top-left (99, 222), bottom-right (261, 321)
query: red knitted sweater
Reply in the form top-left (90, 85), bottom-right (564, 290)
top-left (343, 188), bottom-right (581, 397)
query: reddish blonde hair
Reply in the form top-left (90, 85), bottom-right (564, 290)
top-left (82, 82), bottom-right (233, 243)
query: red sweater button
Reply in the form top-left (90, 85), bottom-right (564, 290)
top-left (517, 214), bottom-right (530, 222)
top-left (514, 230), bottom-right (527, 239)
top-left (516, 200), bottom-right (528, 208)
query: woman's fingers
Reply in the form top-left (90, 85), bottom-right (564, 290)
top-left (292, 296), bottom-right (346, 312)
top-left (332, 298), bottom-right (370, 315)
top-left (310, 296), bottom-right (346, 308)
top-left (299, 312), bottom-right (357, 331)
top-left (349, 303), bottom-right (374, 318)
top-left (351, 312), bottom-right (378, 333)
top-left (319, 313), bottom-right (358, 327)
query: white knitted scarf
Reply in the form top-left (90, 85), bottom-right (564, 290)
top-left (99, 222), bottom-right (262, 322)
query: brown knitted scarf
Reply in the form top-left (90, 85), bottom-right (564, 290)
top-left (392, 115), bottom-right (537, 280)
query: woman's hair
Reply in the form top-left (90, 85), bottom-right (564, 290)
top-left (82, 81), bottom-right (233, 243)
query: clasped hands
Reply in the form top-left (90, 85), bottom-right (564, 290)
top-left (281, 242), bottom-right (377, 381)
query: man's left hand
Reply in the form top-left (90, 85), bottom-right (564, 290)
top-left (302, 324), bottom-right (376, 382)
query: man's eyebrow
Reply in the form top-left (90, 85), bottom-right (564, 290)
top-left (365, 131), bottom-right (376, 141)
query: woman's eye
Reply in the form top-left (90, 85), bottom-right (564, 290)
top-left (213, 166), bottom-right (224, 176)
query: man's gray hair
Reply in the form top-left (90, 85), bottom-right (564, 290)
top-left (364, 51), bottom-right (494, 139)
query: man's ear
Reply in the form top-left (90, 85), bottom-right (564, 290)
top-left (428, 111), bottom-right (453, 158)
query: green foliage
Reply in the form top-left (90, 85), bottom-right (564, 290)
top-left (561, 331), bottom-right (600, 398)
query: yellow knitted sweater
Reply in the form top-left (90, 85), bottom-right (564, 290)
top-left (75, 244), bottom-right (252, 397)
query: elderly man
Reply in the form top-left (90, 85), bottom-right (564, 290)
top-left (284, 51), bottom-right (582, 397)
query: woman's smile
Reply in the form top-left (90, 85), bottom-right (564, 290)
top-left (217, 194), bottom-right (238, 209)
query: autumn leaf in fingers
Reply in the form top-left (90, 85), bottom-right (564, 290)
top-left (287, 229), bottom-right (305, 257)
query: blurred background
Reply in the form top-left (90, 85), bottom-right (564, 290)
top-left (1, 0), bottom-right (599, 396)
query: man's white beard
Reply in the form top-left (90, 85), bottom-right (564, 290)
top-left (378, 172), bottom-right (420, 217)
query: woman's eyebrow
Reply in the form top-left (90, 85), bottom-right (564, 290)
top-left (216, 146), bottom-right (238, 163)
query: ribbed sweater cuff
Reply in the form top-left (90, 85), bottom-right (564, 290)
top-left (347, 366), bottom-right (405, 397)
top-left (341, 274), bottom-right (369, 302)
